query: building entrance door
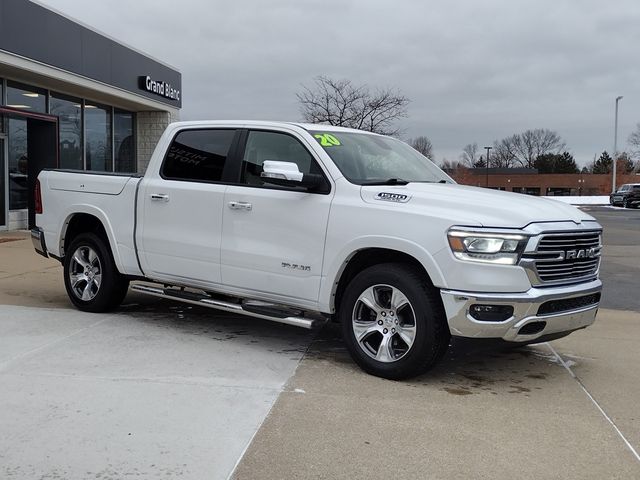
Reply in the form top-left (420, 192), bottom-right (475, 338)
top-left (0, 136), bottom-right (6, 229)
top-left (0, 108), bottom-right (58, 229)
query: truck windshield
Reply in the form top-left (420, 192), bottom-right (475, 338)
top-left (309, 130), bottom-right (453, 185)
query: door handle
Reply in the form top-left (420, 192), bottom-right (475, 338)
top-left (228, 201), bottom-right (252, 211)
top-left (150, 193), bottom-right (169, 202)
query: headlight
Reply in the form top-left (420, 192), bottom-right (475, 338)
top-left (447, 229), bottom-right (529, 265)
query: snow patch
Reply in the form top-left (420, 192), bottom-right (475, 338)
top-left (544, 196), bottom-right (610, 205)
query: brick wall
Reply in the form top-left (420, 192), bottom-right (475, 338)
top-left (449, 170), bottom-right (640, 195)
top-left (136, 110), bottom-right (179, 173)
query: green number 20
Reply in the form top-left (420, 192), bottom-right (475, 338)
top-left (314, 133), bottom-right (341, 147)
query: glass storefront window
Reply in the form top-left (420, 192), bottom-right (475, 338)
top-left (0, 79), bottom-right (4, 134)
top-left (6, 81), bottom-right (47, 112)
top-left (0, 136), bottom-right (5, 227)
top-left (114, 110), bottom-right (135, 172)
top-left (2, 79), bottom-right (140, 213)
top-left (50, 93), bottom-right (83, 170)
top-left (8, 117), bottom-right (28, 210)
top-left (85, 102), bottom-right (112, 171)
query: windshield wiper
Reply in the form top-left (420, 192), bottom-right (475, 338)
top-left (360, 178), bottom-right (410, 186)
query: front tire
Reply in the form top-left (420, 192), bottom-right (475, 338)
top-left (623, 199), bottom-right (630, 208)
top-left (63, 233), bottom-right (129, 312)
top-left (339, 263), bottom-right (450, 380)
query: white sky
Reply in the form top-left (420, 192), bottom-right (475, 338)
top-left (39, 0), bottom-right (640, 166)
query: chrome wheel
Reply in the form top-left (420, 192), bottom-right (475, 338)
top-left (351, 284), bottom-right (417, 363)
top-left (68, 246), bottom-right (102, 301)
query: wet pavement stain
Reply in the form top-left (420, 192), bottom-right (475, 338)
top-left (117, 300), bottom-right (571, 391)
top-left (443, 387), bottom-right (474, 396)
top-left (0, 237), bottom-right (23, 244)
top-left (109, 298), bottom-right (316, 360)
top-left (460, 372), bottom-right (494, 384)
top-left (295, 323), bottom-right (571, 395)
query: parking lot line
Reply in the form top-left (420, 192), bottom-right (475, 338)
top-left (0, 313), bottom-right (113, 374)
top-left (546, 342), bottom-right (640, 463)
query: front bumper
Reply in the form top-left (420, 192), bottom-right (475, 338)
top-left (31, 227), bottom-right (48, 258)
top-left (440, 279), bottom-right (602, 342)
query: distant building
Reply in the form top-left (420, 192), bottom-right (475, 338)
top-left (449, 168), bottom-right (639, 196)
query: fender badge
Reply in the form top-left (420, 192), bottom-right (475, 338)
top-left (375, 192), bottom-right (410, 203)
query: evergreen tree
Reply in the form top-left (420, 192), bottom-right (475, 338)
top-left (533, 153), bottom-right (556, 173)
top-left (555, 152), bottom-right (579, 173)
top-left (533, 152), bottom-right (578, 173)
top-left (592, 151), bottom-right (612, 174)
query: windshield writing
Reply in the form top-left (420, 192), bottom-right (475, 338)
top-left (310, 131), bottom-right (452, 185)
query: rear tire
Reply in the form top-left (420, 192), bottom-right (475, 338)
top-left (339, 263), bottom-right (450, 380)
top-left (63, 233), bottom-right (129, 312)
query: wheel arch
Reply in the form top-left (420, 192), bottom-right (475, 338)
top-left (58, 207), bottom-right (124, 273)
top-left (322, 239), bottom-right (447, 314)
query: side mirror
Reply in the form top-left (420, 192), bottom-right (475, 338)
top-left (261, 161), bottom-right (304, 182)
top-left (261, 161), bottom-right (324, 190)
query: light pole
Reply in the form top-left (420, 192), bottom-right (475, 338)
top-left (484, 146), bottom-right (492, 187)
top-left (612, 95), bottom-right (623, 193)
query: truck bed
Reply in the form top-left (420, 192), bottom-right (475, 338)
top-left (37, 169), bottom-right (143, 276)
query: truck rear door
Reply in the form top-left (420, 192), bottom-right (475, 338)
top-left (137, 128), bottom-right (240, 288)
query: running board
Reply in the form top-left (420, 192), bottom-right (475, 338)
top-left (130, 284), bottom-right (326, 330)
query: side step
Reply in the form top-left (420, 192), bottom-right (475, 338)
top-left (131, 283), bottom-right (327, 330)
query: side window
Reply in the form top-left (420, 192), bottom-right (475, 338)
top-left (162, 129), bottom-right (236, 182)
top-left (241, 131), bottom-right (326, 189)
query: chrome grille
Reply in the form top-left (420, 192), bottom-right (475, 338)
top-left (528, 231), bottom-right (602, 284)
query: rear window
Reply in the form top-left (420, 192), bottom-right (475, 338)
top-left (162, 129), bottom-right (237, 182)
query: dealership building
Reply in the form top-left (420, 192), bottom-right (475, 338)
top-left (0, 0), bottom-right (181, 230)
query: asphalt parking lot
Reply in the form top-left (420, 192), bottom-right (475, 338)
top-left (583, 206), bottom-right (640, 311)
top-left (1, 205), bottom-right (639, 479)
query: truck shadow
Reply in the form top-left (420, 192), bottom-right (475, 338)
top-left (117, 295), bottom-right (316, 356)
top-left (116, 295), bottom-right (570, 395)
top-left (305, 323), bottom-right (569, 396)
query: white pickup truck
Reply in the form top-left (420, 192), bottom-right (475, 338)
top-left (32, 121), bottom-right (603, 379)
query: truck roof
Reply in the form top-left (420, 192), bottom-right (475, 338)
top-left (167, 120), bottom-right (379, 135)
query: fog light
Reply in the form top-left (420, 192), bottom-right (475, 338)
top-left (469, 304), bottom-right (514, 322)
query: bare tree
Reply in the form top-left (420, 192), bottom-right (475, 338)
top-left (297, 76), bottom-right (409, 136)
top-left (509, 129), bottom-right (566, 168)
top-left (410, 136), bottom-right (434, 159)
top-left (491, 138), bottom-right (518, 168)
top-left (628, 123), bottom-right (640, 160)
top-left (615, 152), bottom-right (636, 174)
top-left (490, 129), bottom-right (565, 168)
top-left (460, 143), bottom-right (479, 167)
top-left (440, 158), bottom-right (464, 171)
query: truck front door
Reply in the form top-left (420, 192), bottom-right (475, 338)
top-left (221, 129), bottom-right (333, 305)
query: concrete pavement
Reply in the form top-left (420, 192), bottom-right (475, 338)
top-left (232, 312), bottom-right (640, 480)
top-left (0, 234), bottom-right (315, 479)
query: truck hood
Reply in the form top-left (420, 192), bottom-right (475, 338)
top-left (360, 183), bottom-right (594, 228)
